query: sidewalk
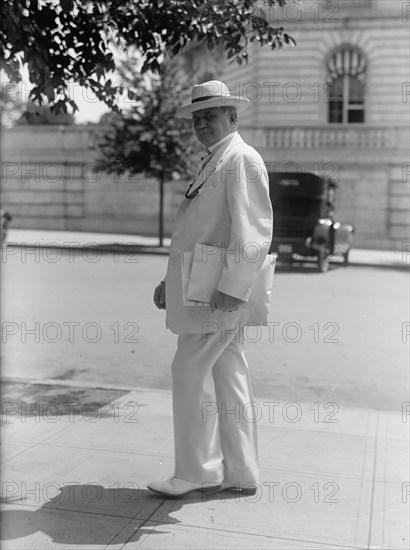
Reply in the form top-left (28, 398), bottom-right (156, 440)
top-left (1, 384), bottom-right (408, 549)
top-left (1, 227), bottom-right (409, 548)
top-left (4, 228), bottom-right (410, 269)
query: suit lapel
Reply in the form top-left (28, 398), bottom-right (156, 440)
top-left (190, 133), bottom-right (244, 192)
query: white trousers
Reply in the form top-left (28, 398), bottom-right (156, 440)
top-left (171, 326), bottom-right (260, 485)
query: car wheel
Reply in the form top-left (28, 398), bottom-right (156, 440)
top-left (343, 251), bottom-right (349, 267)
top-left (317, 246), bottom-right (330, 273)
top-left (280, 253), bottom-right (293, 264)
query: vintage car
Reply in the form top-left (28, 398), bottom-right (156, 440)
top-left (1, 210), bottom-right (12, 246)
top-left (268, 171), bottom-right (354, 272)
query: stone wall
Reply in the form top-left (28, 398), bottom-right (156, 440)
top-left (1, 125), bottom-right (187, 237)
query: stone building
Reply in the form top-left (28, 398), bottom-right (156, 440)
top-left (2, 0), bottom-right (409, 249)
top-left (190, 0), bottom-right (409, 249)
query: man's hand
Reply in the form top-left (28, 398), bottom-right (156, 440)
top-left (210, 290), bottom-right (245, 313)
top-left (154, 281), bottom-right (166, 310)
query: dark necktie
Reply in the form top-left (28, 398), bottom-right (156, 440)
top-left (198, 151), bottom-right (214, 174)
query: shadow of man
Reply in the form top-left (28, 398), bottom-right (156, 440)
top-left (2, 483), bottom-right (241, 546)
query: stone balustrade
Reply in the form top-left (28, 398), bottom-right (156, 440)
top-left (253, 126), bottom-right (396, 150)
top-left (325, 0), bottom-right (371, 7)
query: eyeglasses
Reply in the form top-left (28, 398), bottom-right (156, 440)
top-left (185, 181), bottom-right (206, 199)
top-left (185, 152), bottom-right (217, 199)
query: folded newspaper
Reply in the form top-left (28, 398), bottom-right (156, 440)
top-left (181, 243), bottom-right (226, 306)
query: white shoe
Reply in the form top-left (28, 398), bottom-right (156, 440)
top-left (221, 483), bottom-right (258, 496)
top-left (147, 476), bottom-right (222, 498)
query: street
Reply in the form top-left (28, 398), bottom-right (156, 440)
top-left (1, 249), bottom-right (408, 411)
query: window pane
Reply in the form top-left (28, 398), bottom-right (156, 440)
top-left (329, 101), bottom-right (343, 123)
top-left (348, 109), bottom-right (364, 123)
top-left (328, 76), bottom-right (344, 100)
top-left (349, 76), bottom-right (364, 104)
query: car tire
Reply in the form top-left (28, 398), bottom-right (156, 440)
top-left (317, 246), bottom-right (330, 273)
top-left (343, 251), bottom-right (349, 267)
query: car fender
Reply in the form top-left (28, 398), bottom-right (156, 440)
top-left (333, 223), bottom-right (354, 254)
top-left (311, 219), bottom-right (333, 248)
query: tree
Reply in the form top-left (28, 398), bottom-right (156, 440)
top-left (94, 60), bottom-right (201, 246)
top-left (0, 83), bottom-right (26, 128)
top-left (17, 101), bottom-right (75, 125)
top-left (1, 86), bottom-right (75, 127)
top-left (1, 0), bottom-right (295, 113)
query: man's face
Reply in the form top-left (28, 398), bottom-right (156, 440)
top-left (192, 107), bottom-right (232, 149)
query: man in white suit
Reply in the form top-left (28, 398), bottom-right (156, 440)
top-left (147, 80), bottom-right (275, 498)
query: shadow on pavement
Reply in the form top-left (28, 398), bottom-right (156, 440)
top-left (2, 484), bottom-right (241, 546)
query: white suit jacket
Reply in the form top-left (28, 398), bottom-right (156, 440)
top-left (164, 132), bottom-right (274, 334)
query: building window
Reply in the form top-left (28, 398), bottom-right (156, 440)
top-left (327, 47), bottom-right (366, 124)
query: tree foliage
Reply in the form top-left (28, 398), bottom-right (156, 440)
top-left (17, 101), bottom-right (75, 125)
top-left (1, 86), bottom-right (75, 127)
top-left (0, 83), bottom-right (26, 127)
top-left (94, 61), bottom-right (200, 182)
top-left (1, 0), bottom-right (296, 113)
top-left (94, 60), bottom-right (201, 244)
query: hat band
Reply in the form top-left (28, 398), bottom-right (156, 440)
top-left (191, 95), bottom-right (228, 104)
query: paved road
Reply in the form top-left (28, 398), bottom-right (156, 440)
top-left (1, 249), bottom-right (408, 410)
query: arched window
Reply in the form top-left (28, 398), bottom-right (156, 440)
top-left (327, 47), bottom-right (366, 124)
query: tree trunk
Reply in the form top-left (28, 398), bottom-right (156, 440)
top-left (159, 173), bottom-right (164, 247)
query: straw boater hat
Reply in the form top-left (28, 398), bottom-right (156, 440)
top-left (177, 80), bottom-right (250, 119)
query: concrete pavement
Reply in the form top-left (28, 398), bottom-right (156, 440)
top-left (1, 384), bottom-right (409, 549)
top-left (4, 228), bottom-right (410, 269)
top-left (1, 228), bottom-right (409, 548)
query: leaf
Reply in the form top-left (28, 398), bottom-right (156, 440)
top-left (40, 5), bottom-right (58, 27)
top-left (45, 84), bottom-right (55, 101)
top-left (52, 100), bottom-right (68, 115)
top-left (61, 0), bottom-right (74, 11)
top-left (284, 34), bottom-right (297, 47)
top-left (1, 0), bottom-right (296, 113)
top-left (68, 99), bottom-right (79, 113)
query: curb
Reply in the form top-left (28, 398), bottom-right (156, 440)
top-left (341, 261), bottom-right (408, 271)
top-left (4, 242), bottom-right (408, 270)
top-left (4, 242), bottom-right (171, 256)
top-left (0, 376), bottom-right (170, 394)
